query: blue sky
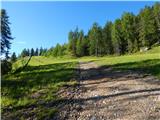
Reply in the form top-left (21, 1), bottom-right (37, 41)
top-left (2, 1), bottom-right (156, 55)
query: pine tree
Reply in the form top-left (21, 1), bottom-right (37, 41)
top-left (31, 48), bottom-right (34, 56)
top-left (39, 47), bottom-right (43, 56)
top-left (153, 2), bottom-right (160, 43)
top-left (0, 9), bottom-right (13, 59)
top-left (139, 6), bottom-right (157, 48)
top-left (27, 49), bottom-right (30, 56)
top-left (102, 21), bottom-right (114, 55)
top-left (121, 12), bottom-right (137, 53)
top-left (76, 30), bottom-right (84, 57)
top-left (81, 36), bottom-right (89, 56)
top-left (11, 52), bottom-right (17, 62)
top-left (88, 23), bottom-right (102, 56)
top-left (68, 27), bottom-right (79, 56)
top-left (112, 19), bottom-right (124, 55)
top-left (35, 48), bottom-right (39, 56)
top-left (21, 48), bottom-right (28, 57)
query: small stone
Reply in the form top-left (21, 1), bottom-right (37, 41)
top-left (90, 116), bottom-right (96, 120)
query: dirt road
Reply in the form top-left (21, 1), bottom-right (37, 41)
top-left (58, 62), bottom-right (160, 120)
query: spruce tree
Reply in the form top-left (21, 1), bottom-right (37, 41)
top-left (112, 19), bottom-right (124, 55)
top-left (31, 48), bottom-right (34, 56)
top-left (0, 9), bottom-right (13, 59)
top-left (76, 30), bottom-right (84, 57)
top-left (121, 12), bottom-right (136, 53)
top-left (139, 6), bottom-right (157, 48)
top-left (102, 21), bottom-right (114, 55)
top-left (11, 52), bottom-right (17, 62)
top-left (88, 23), bottom-right (102, 56)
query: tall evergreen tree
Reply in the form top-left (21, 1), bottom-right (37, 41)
top-left (153, 2), bottom-right (160, 43)
top-left (39, 47), bottom-right (43, 56)
top-left (35, 48), bottom-right (39, 56)
top-left (121, 12), bottom-right (137, 53)
top-left (81, 36), bottom-right (89, 56)
top-left (0, 9), bottom-right (13, 59)
top-left (68, 27), bottom-right (79, 56)
top-left (21, 48), bottom-right (28, 57)
top-left (88, 23), bottom-right (103, 56)
top-left (27, 49), bottom-right (30, 56)
top-left (102, 21), bottom-right (114, 55)
top-left (76, 30), bottom-right (84, 57)
top-left (139, 6), bottom-right (157, 47)
top-left (11, 52), bottom-right (17, 62)
top-left (31, 48), bottom-right (34, 56)
top-left (112, 19), bottom-right (124, 55)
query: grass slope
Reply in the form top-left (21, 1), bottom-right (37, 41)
top-left (2, 59), bottom-right (78, 119)
top-left (2, 46), bottom-right (160, 119)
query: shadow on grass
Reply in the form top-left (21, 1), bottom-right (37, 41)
top-left (2, 59), bottom-right (160, 119)
top-left (51, 59), bottom-right (160, 119)
top-left (79, 59), bottom-right (160, 83)
top-left (108, 59), bottom-right (160, 78)
top-left (2, 61), bottom-right (77, 102)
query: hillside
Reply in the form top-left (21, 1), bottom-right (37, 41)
top-left (2, 46), bottom-right (160, 119)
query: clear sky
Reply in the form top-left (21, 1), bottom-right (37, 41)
top-left (2, 1), bottom-right (156, 55)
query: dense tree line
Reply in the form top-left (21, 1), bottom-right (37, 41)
top-left (20, 47), bottom-right (47, 57)
top-left (43, 3), bottom-right (160, 57)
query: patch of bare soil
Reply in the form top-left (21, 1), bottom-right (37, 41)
top-left (56, 62), bottom-right (160, 120)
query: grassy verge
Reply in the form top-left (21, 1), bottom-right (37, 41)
top-left (78, 46), bottom-right (160, 79)
top-left (2, 59), bottom-right (78, 119)
top-left (95, 49), bottom-right (160, 79)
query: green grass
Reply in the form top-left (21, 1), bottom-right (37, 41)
top-left (79, 46), bottom-right (160, 79)
top-left (2, 59), bottom-right (78, 119)
top-left (2, 46), bottom-right (160, 119)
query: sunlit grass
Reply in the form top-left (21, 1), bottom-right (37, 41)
top-left (2, 46), bottom-right (160, 119)
top-left (2, 60), bottom-right (78, 119)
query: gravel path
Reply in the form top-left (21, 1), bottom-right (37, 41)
top-left (58, 62), bottom-right (160, 120)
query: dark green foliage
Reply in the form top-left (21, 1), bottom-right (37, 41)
top-left (0, 9), bottom-right (13, 59)
top-left (153, 2), bottom-right (160, 43)
top-left (21, 48), bottom-right (28, 57)
top-left (20, 47), bottom-right (47, 57)
top-left (76, 30), bottom-right (84, 57)
top-left (121, 12), bottom-right (137, 53)
top-left (31, 48), bottom-right (34, 56)
top-left (45, 44), bottom-right (67, 57)
top-left (27, 49), bottom-right (30, 56)
top-left (88, 23), bottom-right (103, 56)
top-left (112, 19), bottom-right (124, 55)
top-left (102, 21), bottom-right (114, 54)
top-left (68, 28), bottom-right (79, 56)
top-left (139, 6), bottom-right (157, 47)
top-left (11, 52), bottom-right (17, 63)
top-left (39, 47), bottom-right (43, 56)
top-left (35, 48), bottom-right (39, 56)
top-left (81, 36), bottom-right (90, 56)
top-left (1, 59), bottom-right (12, 75)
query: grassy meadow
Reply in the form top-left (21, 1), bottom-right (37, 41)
top-left (2, 59), bottom-right (78, 119)
top-left (2, 46), bottom-right (160, 119)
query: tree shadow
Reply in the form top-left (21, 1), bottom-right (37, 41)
top-left (2, 62), bottom-right (78, 101)
top-left (79, 59), bottom-right (160, 85)
top-left (53, 59), bottom-right (160, 119)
